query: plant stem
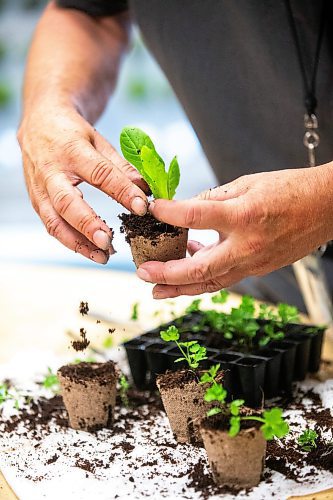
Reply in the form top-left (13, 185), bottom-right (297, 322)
top-left (242, 416), bottom-right (265, 424)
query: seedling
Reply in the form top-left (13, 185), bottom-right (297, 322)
top-left (185, 299), bottom-right (202, 314)
top-left (0, 382), bottom-right (21, 409)
top-left (259, 322), bottom-right (285, 347)
top-left (103, 336), bottom-right (114, 349)
top-left (119, 374), bottom-right (130, 407)
top-left (42, 367), bottom-right (60, 394)
top-left (298, 429), bottom-right (318, 452)
top-left (211, 290), bottom-right (229, 304)
top-left (201, 366), bottom-right (289, 440)
top-left (160, 325), bottom-right (207, 369)
top-left (277, 303), bottom-right (300, 326)
top-left (120, 127), bottom-right (180, 200)
top-left (130, 302), bottom-right (140, 321)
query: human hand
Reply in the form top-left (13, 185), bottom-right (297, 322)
top-left (18, 104), bottom-right (148, 264)
top-left (136, 167), bottom-right (333, 298)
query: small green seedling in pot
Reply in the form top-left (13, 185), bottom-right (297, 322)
top-left (202, 365), bottom-right (289, 440)
top-left (160, 325), bottom-right (207, 369)
top-left (120, 127), bottom-right (180, 200)
top-left (298, 429), bottom-right (318, 452)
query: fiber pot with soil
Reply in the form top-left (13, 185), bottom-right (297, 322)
top-left (119, 127), bottom-right (188, 267)
top-left (57, 361), bottom-right (117, 432)
top-left (199, 373), bottom-right (289, 489)
top-left (156, 325), bottom-right (222, 445)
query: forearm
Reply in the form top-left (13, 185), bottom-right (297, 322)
top-left (22, 1), bottom-right (130, 124)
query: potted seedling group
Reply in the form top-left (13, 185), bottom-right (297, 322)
top-left (119, 126), bottom-right (188, 266)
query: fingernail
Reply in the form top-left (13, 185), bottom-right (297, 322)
top-left (148, 201), bottom-right (156, 213)
top-left (153, 289), bottom-right (168, 299)
top-left (90, 249), bottom-right (108, 265)
top-left (131, 197), bottom-right (147, 216)
top-left (109, 244), bottom-right (117, 256)
top-left (93, 230), bottom-right (112, 250)
top-left (137, 268), bottom-right (152, 282)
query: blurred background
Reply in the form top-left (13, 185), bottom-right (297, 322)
top-left (0, 0), bottom-right (217, 272)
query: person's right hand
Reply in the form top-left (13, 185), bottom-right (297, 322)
top-left (17, 104), bottom-right (148, 264)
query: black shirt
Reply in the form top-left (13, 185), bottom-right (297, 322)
top-left (56, 0), bottom-right (333, 184)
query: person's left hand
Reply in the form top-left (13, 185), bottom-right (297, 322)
top-left (136, 166), bottom-right (333, 298)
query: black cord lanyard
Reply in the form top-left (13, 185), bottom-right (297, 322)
top-left (284, 0), bottom-right (327, 167)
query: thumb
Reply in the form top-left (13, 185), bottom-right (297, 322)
top-left (149, 198), bottom-right (235, 231)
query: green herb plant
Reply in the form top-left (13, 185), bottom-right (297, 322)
top-left (119, 374), bottom-right (130, 407)
top-left (120, 127), bottom-right (180, 200)
top-left (160, 325), bottom-right (207, 369)
top-left (297, 429), bottom-right (318, 452)
top-left (0, 382), bottom-right (21, 410)
top-left (130, 302), bottom-right (140, 321)
top-left (201, 367), bottom-right (289, 440)
top-left (42, 367), bottom-right (60, 394)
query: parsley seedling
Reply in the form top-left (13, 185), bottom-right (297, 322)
top-left (201, 366), bottom-right (289, 441)
top-left (120, 127), bottom-right (180, 200)
top-left (42, 367), bottom-right (60, 393)
top-left (130, 302), bottom-right (139, 321)
top-left (119, 374), bottom-right (130, 407)
top-left (211, 290), bottom-right (229, 304)
top-left (185, 299), bottom-right (202, 314)
top-left (160, 325), bottom-right (207, 369)
top-left (298, 429), bottom-right (318, 452)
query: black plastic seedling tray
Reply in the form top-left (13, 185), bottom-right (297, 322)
top-left (123, 313), bottom-right (326, 408)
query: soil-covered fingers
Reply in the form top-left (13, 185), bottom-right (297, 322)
top-left (152, 268), bottom-right (245, 299)
top-left (45, 173), bottom-right (115, 252)
top-left (149, 198), bottom-right (234, 231)
top-left (136, 244), bottom-right (232, 286)
top-left (76, 140), bottom-right (148, 215)
top-left (93, 131), bottom-right (150, 194)
top-left (38, 197), bottom-right (109, 264)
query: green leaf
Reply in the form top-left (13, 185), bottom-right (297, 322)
top-left (207, 407), bottom-right (222, 417)
top-left (160, 325), bottom-right (180, 342)
top-left (185, 299), bottom-right (202, 314)
top-left (211, 290), bottom-right (229, 304)
top-left (230, 399), bottom-right (244, 416)
top-left (140, 145), bottom-right (168, 199)
top-left (120, 127), bottom-right (155, 173)
top-left (167, 156), bottom-right (180, 200)
top-left (297, 429), bottom-right (318, 452)
top-left (174, 357), bottom-right (185, 363)
top-left (260, 408), bottom-right (289, 440)
top-left (204, 383), bottom-right (227, 403)
top-left (130, 302), bottom-right (139, 321)
top-left (229, 416), bottom-right (241, 437)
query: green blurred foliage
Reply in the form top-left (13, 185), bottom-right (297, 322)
top-left (0, 82), bottom-right (12, 108)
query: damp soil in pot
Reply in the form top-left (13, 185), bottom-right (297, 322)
top-left (57, 361), bottom-right (117, 432)
top-left (119, 212), bottom-right (188, 268)
top-left (200, 414), bottom-right (266, 489)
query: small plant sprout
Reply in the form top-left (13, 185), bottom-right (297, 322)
top-left (277, 303), bottom-right (300, 326)
top-left (298, 429), bottom-right (318, 452)
top-left (211, 290), bottom-right (229, 305)
top-left (120, 127), bottom-right (180, 200)
top-left (119, 374), bottom-right (130, 407)
top-left (130, 302), bottom-right (139, 321)
top-left (0, 382), bottom-right (21, 410)
top-left (160, 325), bottom-right (207, 370)
top-left (185, 299), bottom-right (202, 314)
top-left (202, 366), bottom-right (289, 441)
top-left (42, 367), bottom-right (60, 394)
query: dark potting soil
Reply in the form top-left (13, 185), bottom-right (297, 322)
top-left (119, 212), bottom-right (182, 243)
top-left (156, 369), bottom-right (199, 391)
top-left (58, 361), bottom-right (116, 386)
top-left (71, 328), bottom-right (90, 352)
top-left (200, 411), bottom-right (261, 433)
top-left (187, 457), bottom-right (245, 499)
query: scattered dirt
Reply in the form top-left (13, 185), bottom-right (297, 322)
top-left (71, 328), bottom-right (90, 352)
top-left (79, 302), bottom-right (89, 316)
top-left (119, 212), bottom-right (182, 244)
